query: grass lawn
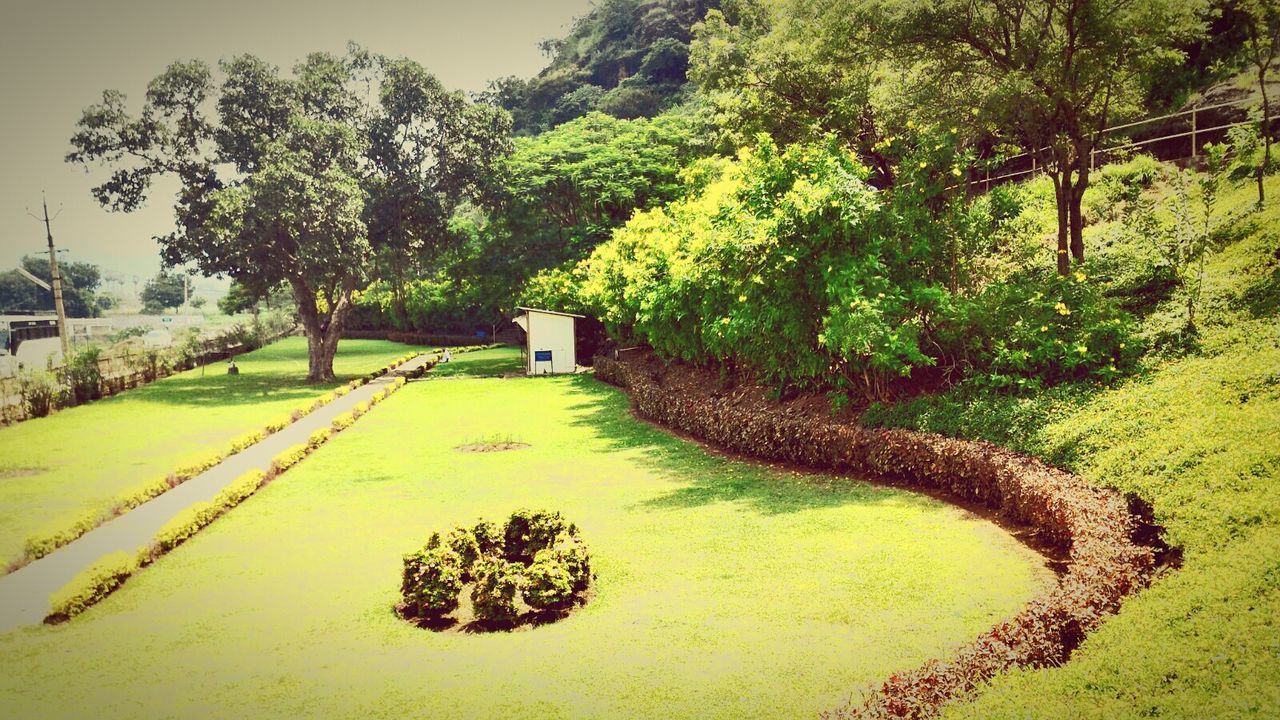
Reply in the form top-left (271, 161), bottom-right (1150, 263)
top-left (0, 347), bottom-right (1050, 719)
top-left (0, 337), bottom-right (426, 567)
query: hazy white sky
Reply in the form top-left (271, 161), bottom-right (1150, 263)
top-left (0, 0), bottom-right (592, 289)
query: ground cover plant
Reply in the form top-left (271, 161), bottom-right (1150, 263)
top-left (0, 337), bottom-right (426, 569)
top-left (0, 347), bottom-right (1052, 719)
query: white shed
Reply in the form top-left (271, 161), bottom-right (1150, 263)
top-left (512, 307), bottom-right (582, 375)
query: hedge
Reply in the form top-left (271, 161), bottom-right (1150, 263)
top-left (594, 356), bottom-right (1156, 720)
top-left (46, 551), bottom-right (138, 621)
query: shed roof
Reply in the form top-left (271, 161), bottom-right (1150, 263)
top-left (514, 307), bottom-right (585, 319)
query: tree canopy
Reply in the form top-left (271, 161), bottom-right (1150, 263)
top-left (67, 47), bottom-right (510, 380)
top-left (0, 256), bottom-right (103, 317)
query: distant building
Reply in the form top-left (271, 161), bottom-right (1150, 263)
top-left (511, 307), bottom-right (582, 375)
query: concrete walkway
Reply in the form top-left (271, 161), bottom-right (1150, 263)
top-left (0, 353), bottom-right (434, 632)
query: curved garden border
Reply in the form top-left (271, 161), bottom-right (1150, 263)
top-left (593, 356), bottom-right (1158, 720)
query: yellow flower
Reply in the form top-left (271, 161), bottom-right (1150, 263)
top-left (918, 161), bottom-right (928, 169)
top-left (1119, 342), bottom-right (1126, 349)
top-left (1076, 345), bottom-right (1088, 354)
top-left (1074, 271), bottom-right (1088, 282)
top-left (1040, 325), bottom-right (1049, 332)
top-left (951, 167), bottom-right (962, 177)
top-left (738, 294), bottom-right (747, 303)
top-left (877, 292), bottom-right (886, 299)
top-left (720, 317), bottom-right (731, 325)
top-left (1055, 302), bottom-right (1071, 316)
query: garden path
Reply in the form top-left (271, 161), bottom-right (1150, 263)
top-left (0, 353), bottom-right (435, 632)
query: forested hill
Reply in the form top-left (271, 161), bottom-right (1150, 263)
top-left (482, 0), bottom-right (720, 133)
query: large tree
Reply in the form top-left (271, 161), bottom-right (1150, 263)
top-left (864, 0), bottom-right (1206, 274)
top-left (1238, 0), bottom-right (1280, 205)
top-left (140, 271), bottom-right (186, 313)
top-left (0, 256), bottom-right (101, 317)
top-left (67, 48), bottom-right (510, 380)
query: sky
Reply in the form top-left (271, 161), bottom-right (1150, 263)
top-left (0, 0), bottom-right (592, 295)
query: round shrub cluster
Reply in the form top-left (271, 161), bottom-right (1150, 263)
top-left (399, 509), bottom-right (592, 629)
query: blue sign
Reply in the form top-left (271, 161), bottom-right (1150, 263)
top-left (534, 350), bottom-right (553, 362)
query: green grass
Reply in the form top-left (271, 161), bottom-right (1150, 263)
top-left (868, 167), bottom-right (1280, 718)
top-left (0, 337), bottom-right (426, 567)
top-left (0, 346), bottom-right (1050, 719)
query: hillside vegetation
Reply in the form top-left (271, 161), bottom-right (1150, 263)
top-left (484, 0), bottom-right (720, 133)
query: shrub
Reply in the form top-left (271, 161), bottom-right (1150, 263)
top-left (472, 521), bottom-right (503, 556)
top-left (402, 547), bottom-right (464, 618)
top-left (307, 427), bottom-right (331, 449)
top-left (549, 534), bottom-right (592, 592)
top-left (470, 557), bottom-right (524, 624)
top-left (46, 551), bottom-right (138, 620)
top-left (18, 370), bottom-right (58, 418)
top-left (523, 551), bottom-right (576, 610)
top-left (963, 270), bottom-right (1141, 390)
top-left (331, 411), bottom-right (357, 431)
top-left (270, 443), bottom-right (310, 473)
top-left (23, 511), bottom-right (102, 561)
top-left (503, 509), bottom-right (569, 562)
top-left (227, 430), bottom-right (266, 454)
top-left (444, 526), bottom-right (482, 580)
top-left (61, 346), bottom-right (103, 405)
top-left (152, 501), bottom-right (221, 553)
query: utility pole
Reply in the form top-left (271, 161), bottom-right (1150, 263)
top-left (28, 193), bottom-right (70, 359)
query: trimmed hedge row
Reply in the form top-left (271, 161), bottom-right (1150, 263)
top-left (40, 369), bottom-right (419, 623)
top-left (12, 355), bottom-right (425, 574)
top-left (593, 356), bottom-right (1156, 720)
top-left (343, 329), bottom-right (493, 346)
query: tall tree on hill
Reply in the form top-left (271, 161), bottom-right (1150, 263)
top-left (1239, 0), bottom-right (1280, 205)
top-left (67, 47), bottom-right (510, 381)
top-left (864, 0), bottom-right (1207, 275)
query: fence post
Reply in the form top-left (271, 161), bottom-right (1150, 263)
top-left (1191, 107), bottom-right (1197, 159)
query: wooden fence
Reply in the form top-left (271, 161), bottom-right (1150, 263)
top-left (973, 96), bottom-right (1266, 190)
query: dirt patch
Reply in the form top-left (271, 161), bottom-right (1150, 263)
top-left (455, 441), bottom-right (530, 453)
top-left (0, 466), bottom-right (45, 480)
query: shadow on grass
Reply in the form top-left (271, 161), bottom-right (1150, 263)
top-left (558, 374), bottom-right (919, 517)
top-left (426, 348), bottom-right (525, 380)
top-left (124, 338), bottom-right (432, 408)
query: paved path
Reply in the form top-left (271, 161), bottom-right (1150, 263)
top-left (0, 353), bottom-right (434, 632)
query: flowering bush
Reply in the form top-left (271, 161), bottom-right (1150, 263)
top-left (965, 270), bottom-right (1141, 391)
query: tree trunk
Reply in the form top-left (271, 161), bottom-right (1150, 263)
top-left (1259, 66), bottom-right (1270, 206)
top-left (1069, 160), bottom-right (1089, 264)
top-left (290, 279), bottom-right (356, 383)
top-left (1051, 171), bottom-right (1071, 275)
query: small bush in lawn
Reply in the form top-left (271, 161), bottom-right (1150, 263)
top-left (550, 534), bottom-right (592, 591)
top-left (523, 551), bottom-right (576, 610)
top-left (472, 521), bottom-right (503, 556)
top-left (402, 547), bottom-right (463, 618)
top-left (470, 557), bottom-right (523, 624)
top-left (400, 512), bottom-right (591, 631)
top-left (444, 526), bottom-right (482, 580)
top-left (503, 509), bottom-right (569, 562)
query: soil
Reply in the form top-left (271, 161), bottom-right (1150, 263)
top-left (454, 442), bottom-right (531, 453)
